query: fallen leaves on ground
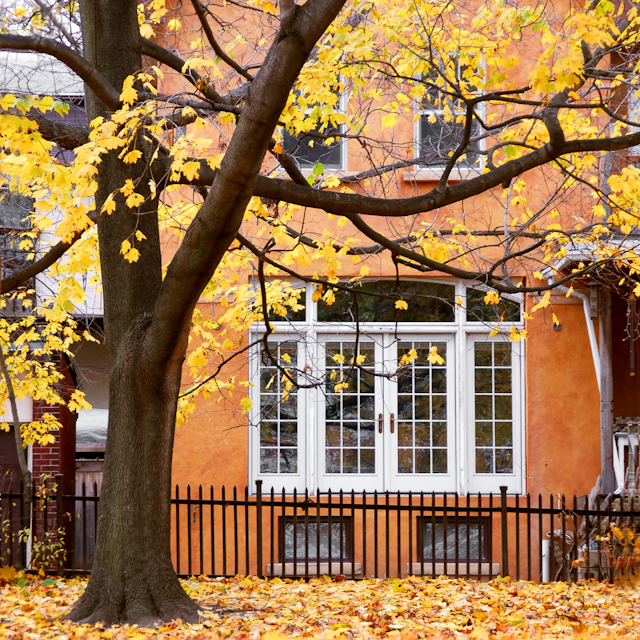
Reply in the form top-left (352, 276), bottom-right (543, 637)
top-left (1, 573), bottom-right (640, 638)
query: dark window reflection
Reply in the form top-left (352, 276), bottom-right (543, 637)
top-left (466, 289), bottom-right (521, 323)
top-left (318, 280), bottom-right (455, 322)
top-left (417, 64), bottom-right (482, 168)
top-left (419, 115), bottom-right (481, 167)
top-left (282, 126), bottom-right (342, 169)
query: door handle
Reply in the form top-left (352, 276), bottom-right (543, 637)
top-left (378, 413), bottom-right (383, 433)
top-left (390, 413), bottom-right (395, 434)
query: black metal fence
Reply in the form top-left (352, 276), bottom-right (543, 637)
top-left (1, 477), bottom-right (636, 582)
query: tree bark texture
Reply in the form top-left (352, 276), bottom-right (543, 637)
top-left (67, 320), bottom-right (198, 625)
top-left (67, 0), bottom-right (197, 625)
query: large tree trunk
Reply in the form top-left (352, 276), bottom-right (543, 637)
top-left (67, 319), bottom-right (198, 625)
top-left (67, 0), bottom-right (198, 625)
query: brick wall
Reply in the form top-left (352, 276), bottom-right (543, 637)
top-left (31, 353), bottom-right (77, 558)
top-left (31, 353), bottom-right (77, 493)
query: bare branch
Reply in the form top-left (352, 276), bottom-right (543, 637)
top-left (190, 0), bottom-right (254, 81)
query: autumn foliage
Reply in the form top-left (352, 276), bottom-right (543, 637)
top-left (0, 573), bottom-right (639, 638)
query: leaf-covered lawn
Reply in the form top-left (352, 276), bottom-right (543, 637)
top-left (1, 574), bottom-right (639, 638)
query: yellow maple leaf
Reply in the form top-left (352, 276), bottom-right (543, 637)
top-left (123, 149), bottom-right (142, 164)
top-left (427, 346), bottom-right (445, 365)
top-left (484, 291), bottom-right (501, 305)
top-left (101, 194), bottom-right (116, 214)
top-left (126, 193), bottom-right (145, 208)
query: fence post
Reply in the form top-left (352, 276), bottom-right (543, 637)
top-left (55, 474), bottom-right (64, 576)
top-left (500, 486), bottom-right (508, 578)
top-left (256, 480), bottom-right (263, 578)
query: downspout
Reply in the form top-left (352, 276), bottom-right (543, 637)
top-left (545, 279), bottom-right (601, 393)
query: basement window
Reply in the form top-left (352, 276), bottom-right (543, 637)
top-left (280, 516), bottom-right (352, 562)
top-left (419, 516), bottom-right (490, 561)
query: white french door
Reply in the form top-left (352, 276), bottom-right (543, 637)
top-left (317, 334), bottom-right (456, 492)
top-left (465, 335), bottom-right (523, 493)
top-left (317, 338), bottom-right (384, 492)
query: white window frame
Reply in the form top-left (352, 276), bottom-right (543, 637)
top-left (249, 334), bottom-right (310, 494)
top-left (248, 279), bottom-right (525, 495)
top-left (280, 81), bottom-right (348, 172)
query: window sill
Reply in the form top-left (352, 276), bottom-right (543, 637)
top-left (406, 562), bottom-right (501, 577)
top-left (403, 167), bottom-right (482, 183)
top-left (267, 562), bottom-right (362, 577)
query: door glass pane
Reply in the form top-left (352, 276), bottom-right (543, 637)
top-left (396, 341), bottom-right (448, 474)
top-left (474, 342), bottom-right (513, 474)
top-left (259, 342), bottom-right (298, 474)
top-left (325, 341), bottom-right (375, 474)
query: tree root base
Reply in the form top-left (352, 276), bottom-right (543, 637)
top-left (64, 579), bottom-right (200, 627)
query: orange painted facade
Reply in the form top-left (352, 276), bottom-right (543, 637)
top-left (152, 1), bottom-right (635, 579)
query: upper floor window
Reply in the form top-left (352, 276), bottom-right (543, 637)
top-left (281, 82), bottom-right (347, 171)
top-left (415, 63), bottom-right (483, 168)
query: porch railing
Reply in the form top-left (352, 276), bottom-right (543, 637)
top-left (0, 477), bottom-right (634, 582)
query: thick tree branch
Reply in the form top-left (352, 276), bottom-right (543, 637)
top-left (0, 34), bottom-right (120, 110)
top-left (26, 110), bottom-right (89, 149)
top-left (1, 224), bottom-right (94, 294)
top-left (247, 130), bottom-right (640, 217)
top-left (141, 36), bottom-right (250, 106)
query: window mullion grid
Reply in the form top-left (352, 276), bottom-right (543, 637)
top-left (473, 340), bottom-right (514, 478)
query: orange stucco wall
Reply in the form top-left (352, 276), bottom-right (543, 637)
top-left (525, 294), bottom-right (600, 498)
top-left (156, 0), bottom-right (616, 578)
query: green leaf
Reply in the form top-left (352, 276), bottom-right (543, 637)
top-left (52, 101), bottom-right (69, 116)
top-left (312, 162), bottom-right (325, 177)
